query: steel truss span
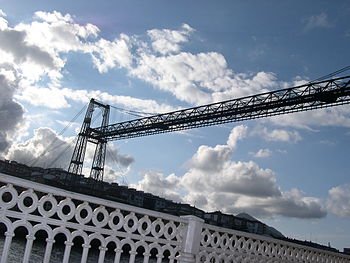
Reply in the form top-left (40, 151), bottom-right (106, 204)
top-left (69, 75), bottom-right (350, 180)
top-left (92, 76), bottom-right (350, 141)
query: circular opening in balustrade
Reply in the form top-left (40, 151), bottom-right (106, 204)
top-left (213, 236), bottom-right (218, 244)
top-left (80, 208), bottom-right (88, 219)
top-left (167, 226), bottom-right (173, 235)
top-left (43, 201), bottom-right (53, 211)
top-left (1, 192), bottom-right (12, 203)
top-left (97, 212), bottom-right (105, 222)
top-left (203, 234), bottom-right (209, 242)
top-left (150, 220), bottom-right (165, 237)
top-left (155, 224), bottom-right (161, 232)
top-left (142, 222), bottom-right (148, 230)
top-left (113, 215), bottom-right (120, 225)
top-left (23, 196), bottom-right (34, 207)
top-left (62, 205), bottom-right (71, 215)
top-left (222, 237), bottom-right (228, 247)
top-left (138, 216), bottom-right (151, 236)
top-left (127, 218), bottom-right (134, 228)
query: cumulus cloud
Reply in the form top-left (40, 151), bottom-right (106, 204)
top-left (234, 189), bottom-right (326, 218)
top-left (5, 127), bottom-right (133, 177)
top-left (0, 11), bottom-right (183, 115)
top-left (17, 86), bottom-right (177, 113)
top-left (252, 148), bottom-right (272, 158)
top-left (16, 11), bottom-right (273, 109)
top-left (0, 10), bottom-right (347, 218)
top-left (105, 143), bottom-right (134, 168)
top-left (19, 11), bottom-right (99, 52)
top-left (267, 107), bottom-right (350, 130)
top-left (147, 23), bottom-right (194, 55)
top-left (130, 52), bottom-right (278, 105)
top-left (2, 10), bottom-right (349, 129)
top-left (0, 67), bottom-right (24, 153)
top-left (131, 171), bottom-right (183, 202)
top-left (134, 125), bottom-right (326, 219)
top-left (89, 34), bottom-right (133, 73)
top-left (327, 184), bottom-right (350, 217)
top-left (253, 126), bottom-right (302, 143)
top-left (5, 127), bottom-right (73, 168)
top-left (0, 29), bottom-right (56, 69)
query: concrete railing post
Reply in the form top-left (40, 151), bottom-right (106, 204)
top-left (177, 215), bottom-right (204, 263)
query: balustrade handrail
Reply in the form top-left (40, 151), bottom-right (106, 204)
top-left (0, 172), bottom-right (187, 224)
top-left (202, 223), bottom-right (350, 259)
top-left (0, 172), bottom-right (349, 263)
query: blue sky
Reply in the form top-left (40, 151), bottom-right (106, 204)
top-left (0, 0), bottom-right (349, 250)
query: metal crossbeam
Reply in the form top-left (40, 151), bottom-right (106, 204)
top-left (91, 76), bottom-right (350, 141)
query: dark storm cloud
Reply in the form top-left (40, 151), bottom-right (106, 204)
top-left (0, 70), bottom-right (24, 153)
top-left (0, 29), bottom-right (56, 68)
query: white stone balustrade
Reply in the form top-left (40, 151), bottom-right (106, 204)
top-left (0, 172), bottom-right (349, 263)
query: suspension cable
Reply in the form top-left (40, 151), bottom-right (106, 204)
top-left (309, 65), bottom-right (350, 83)
top-left (46, 136), bottom-right (77, 169)
top-left (30, 103), bottom-right (88, 166)
top-left (110, 105), bottom-right (158, 117)
top-left (106, 144), bottom-right (129, 185)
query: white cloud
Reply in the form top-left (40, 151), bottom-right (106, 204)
top-left (0, 66), bottom-right (25, 153)
top-left (0, 11), bottom-right (184, 117)
top-left (227, 124), bottom-right (248, 149)
top-left (15, 84), bottom-right (178, 113)
top-left (253, 126), bottom-right (302, 143)
top-left (5, 127), bottom-right (74, 168)
top-left (89, 34), bottom-right (133, 73)
top-left (2, 10), bottom-right (349, 132)
top-left (62, 87), bottom-right (178, 113)
top-left (133, 125), bottom-right (326, 219)
top-left (0, 9), bottom-right (99, 94)
top-left (131, 51), bottom-right (278, 105)
top-left (5, 127), bottom-right (134, 175)
top-left (327, 184), bottom-right (350, 217)
top-left (0, 9), bottom-right (7, 30)
top-left (16, 86), bottom-right (70, 109)
top-left (147, 23), bottom-right (194, 55)
top-left (131, 171), bottom-right (183, 202)
top-left (18, 10), bottom-right (99, 52)
top-left (233, 189), bottom-right (326, 219)
top-left (268, 107), bottom-right (350, 130)
top-left (0, 11), bottom-right (332, 221)
top-left (252, 148), bottom-right (272, 158)
top-left (304, 13), bottom-right (332, 31)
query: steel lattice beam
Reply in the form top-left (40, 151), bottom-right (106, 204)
top-left (90, 76), bottom-right (350, 141)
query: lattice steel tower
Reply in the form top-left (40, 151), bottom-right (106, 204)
top-left (68, 98), bottom-right (110, 181)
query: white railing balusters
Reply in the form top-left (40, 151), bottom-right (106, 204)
top-left (81, 244), bottom-right (90, 263)
top-left (195, 223), bottom-right (350, 263)
top-left (114, 248), bottom-right (122, 263)
top-left (0, 173), bottom-right (350, 263)
top-left (63, 241), bottom-right (74, 263)
top-left (43, 238), bottom-right (55, 263)
top-left (0, 231), bottom-right (14, 263)
top-left (23, 234), bottom-right (35, 263)
top-left (129, 250), bottom-right (137, 263)
top-left (98, 246), bottom-right (108, 263)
